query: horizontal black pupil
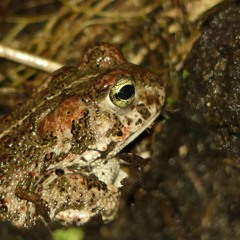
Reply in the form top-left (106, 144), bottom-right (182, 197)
top-left (116, 85), bottom-right (135, 100)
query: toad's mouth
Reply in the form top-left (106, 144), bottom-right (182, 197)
top-left (109, 110), bottom-right (161, 158)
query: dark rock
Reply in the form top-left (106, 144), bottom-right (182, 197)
top-left (180, 1), bottom-right (240, 158)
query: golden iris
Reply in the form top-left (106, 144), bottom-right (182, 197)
top-left (109, 77), bottom-right (135, 108)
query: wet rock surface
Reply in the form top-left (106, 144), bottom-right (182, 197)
top-left (180, 1), bottom-right (240, 158)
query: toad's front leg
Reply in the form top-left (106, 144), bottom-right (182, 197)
top-left (15, 171), bottom-right (120, 227)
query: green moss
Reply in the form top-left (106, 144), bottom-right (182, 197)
top-left (166, 97), bottom-right (176, 104)
top-left (182, 69), bottom-right (189, 79)
top-left (53, 227), bottom-right (84, 240)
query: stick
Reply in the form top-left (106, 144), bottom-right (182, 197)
top-left (0, 43), bottom-right (63, 73)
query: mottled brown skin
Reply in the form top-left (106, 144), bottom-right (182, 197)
top-left (0, 43), bottom-right (165, 228)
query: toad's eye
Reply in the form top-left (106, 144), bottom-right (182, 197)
top-left (109, 77), bottom-right (135, 108)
